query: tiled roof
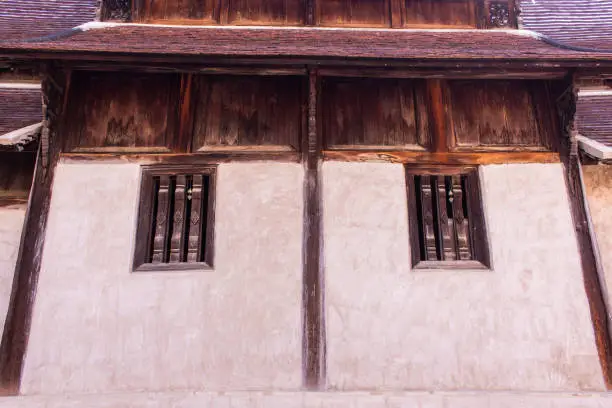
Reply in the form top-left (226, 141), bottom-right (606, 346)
top-left (0, 87), bottom-right (41, 136)
top-left (0, 0), bottom-right (97, 40)
top-left (1, 24), bottom-right (612, 64)
top-left (577, 93), bottom-right (612, 147)
top-left (520, 0), bottom-right (612, 51)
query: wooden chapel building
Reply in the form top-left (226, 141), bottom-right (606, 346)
top-left (0, 0), bottom-right (612, 406)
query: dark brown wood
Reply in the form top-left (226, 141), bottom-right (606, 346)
top-left (65, 72), bottom-right (179, 152)
top-left (152, 175), bottom-right (171, 264)
top-left (137, 0), bottom-right (218, 22)
top-left (0, 152), bottom-right (36, 207)
top-left (177, 73), bottom-right (195, 152)
top-left (405, 166), bottom-right (490, 269)
top-left (187, 175), bottom-right (204, 262)
top-left (317, 0), bottom-right (391, 27)
top-left (134, 165), bottom-right (217, 271)
top-left (426, 79), bottom-right (449, 152)
top-left (169, 175), bottom-right (187, 263)
top-left (464, 170), bottom-right (489, 267)
top-left (227, 0), bottom-right (304, 25)
top-left (0, 70), bottom-right (65, 395)
top-left (451, 175), bottom-right (471, 260)
top-left (390, 0), bottom-right (405, 27)
top-left (60, 151), bottom-right (301, 164)
top-left (324, 150), bottom-right (560, 164)
top-left (403, 0), bottom-right (477, 27)
top-left (448, 80), bottom-right (543, 149)
top-left (322, 77), bottom-right (429, 149)
top-left (192, 75), bottom-right (302, 151)
top-left (303, 69), bottom-right (324, 389)
top-left (317, 67), bottom-right (569, 80)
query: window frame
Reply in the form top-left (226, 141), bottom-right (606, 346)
top-left (405, 165), bottom-right (490, 270)
top-left (133, 164), bottom-right (217, 272)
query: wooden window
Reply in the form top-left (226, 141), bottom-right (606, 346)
top-left (406, 166), bottom-right (490, 269)
top-left (322, 77), bottom-right (429, 150)
top-left (317, 0), bottom-right (391, 27)
top-left (403, 0), bottom-right (477, 27)
top-left (192, 75), bottom-right (302, 151)
top-left (447, 80), bottom-right (554, 151)
top-left (134, 165), bottom-right (216, 271)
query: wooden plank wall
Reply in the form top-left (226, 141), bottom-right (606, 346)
top-left (64, 72), bottom-right (558, 159)
top-left (66, 72), bottom-right (179, 152)
top-left (132, 0), bottom-right (515, 27)
top-left (192, 75), bottom-right (302, 151)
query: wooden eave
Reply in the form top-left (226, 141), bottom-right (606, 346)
top-left (2, 23), bottom-right (612, 71)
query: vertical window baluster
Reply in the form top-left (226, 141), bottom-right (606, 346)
top-left (187, 175), bottom-right (204, 262)
top-left (419, 175), bottom-right (438, 260)
top-left (152, 175), bottom-right (171, 264)
top-left (437, 176), bottom-right (457, 260)
top-left (169, 175), bottom-right (187, 263)
top-left (452, 174), bottom-right (472, 260)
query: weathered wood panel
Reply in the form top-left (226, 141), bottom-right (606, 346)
top-left (0, 152), bottom-right (35, 206)
top-left (403, 0), bottom-right (477, 27)
top-left (317, 0), bottom-right (390, 27)
top-left (227, 0), bottom-right (304, 25)
top-left (140, 0), bottom-right (218, 22)
top-left (68, 72), bottom-right (178, 151)
top-left (322, 78), bottom-right (429, 149)
top-left (448, 80), bottom-right (542, 149)
top-left (192, 75), bottom-right (302, 151)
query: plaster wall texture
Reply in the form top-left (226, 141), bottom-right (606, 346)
top-left (323, 162), bottom-right (603, 391)
top-left (0, 206), bottom-right (25, 335)
top-left (21, 162), bottom-right (304, 395)
top-left (582, 164), bottom-right (612, 313)
top-left (0, 391), bottom-right (611, 408)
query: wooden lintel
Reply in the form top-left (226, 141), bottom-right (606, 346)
top-left (323, 150), bottom-right (561, 164)
top-left (317, 67), bottom-right (569, 80)
top-left (60, 151), bottom-right (301, 164)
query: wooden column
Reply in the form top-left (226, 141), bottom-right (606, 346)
top-left (0, 69), bottom-right (66, 395)
top-left (302, 69), bottom-right (325, 389)
top-left (559, 79), bottom-right (612, 389)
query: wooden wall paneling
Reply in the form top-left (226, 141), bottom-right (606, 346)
top-left (403, 0), bottom-right (477, 27)
top-left (448, 80), bottom-right (543, 150)
top-left (227, 0), bottom-right (305, 25)
top-left (390, 0), bottom-right (405, 27)
top-left (0, 153), bottom-right (36, 207)
top-left (139, 0), bottom-right (219, 23)
top-left (68, 72), bottom-right (179, 152)
top-left (192, 75), bottom-right (302, 151)
top-left (302, 69), bottom-right (325, 389)
top-left (322, 78), bottom-right (428, 149)
top-left (177, 73), bottom-right (196, 152)
top-left (317, 0), bottom-right (391, 27)
top-left (530, 81), bottom-right (559, 151)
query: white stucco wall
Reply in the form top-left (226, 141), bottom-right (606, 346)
top-left (583, 164), bottom-right (612, 318)
top-left (323, 162), bottom-right (603, 391)
top-left (21, 161), bottom-right (304, 395)
top-left (0, 206), bottom-right (25, 335)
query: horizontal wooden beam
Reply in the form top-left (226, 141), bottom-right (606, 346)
top-left (318, 67), bottom-right (569, 80)
top-left (60, 151), bottom-right (301, 164)
top-left (323, 150), bottom-right (560, 164)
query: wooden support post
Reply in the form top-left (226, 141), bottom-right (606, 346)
top-left (0, 70), bottom-right (65, 395)
top-left (559, 80), bottom-right (612, 389)
top-left (302, 69), bottom-right (325, 389)
top-left (176, 73), bottom-right (195, 152)
top-left (427, 79), bottom-right (449, 152)
top-left (306, 0), bottom-right (315, 25)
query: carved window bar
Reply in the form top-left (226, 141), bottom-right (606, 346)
top-left (406, 167), bottom-right (490, 269)
top-left (134, 165), bottom-right (216, 271)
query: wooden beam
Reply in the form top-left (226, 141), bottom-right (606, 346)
top-left (176, 73), bottom-right (195, 152)
top-left (302, 69), bottom-right (325, 389)
top-left (427, 79), bottom-right (449, 152)
top-left (323, 150), bottom-right (561, 164)
top-left (60, 151), bottom-right (301, 164)
top-left (0, 141), bottom-right (58, 395)
top-left (557, 79), bottom-right (612, 388)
